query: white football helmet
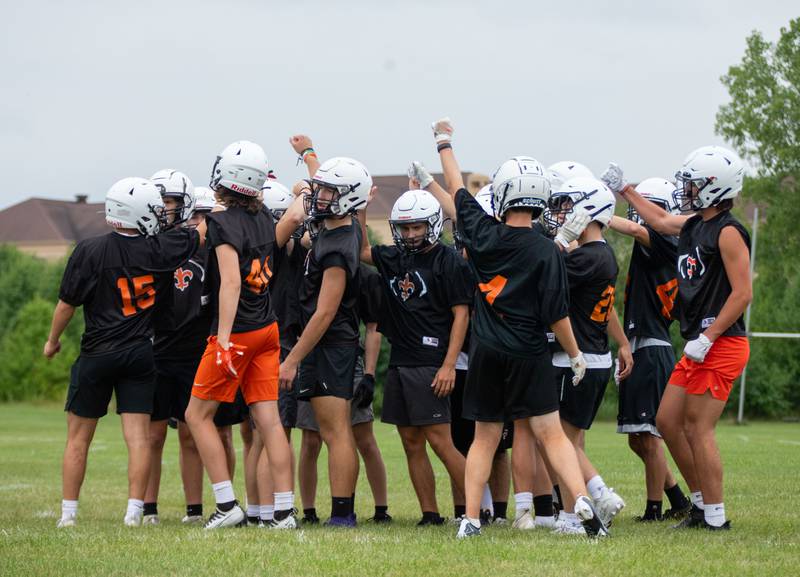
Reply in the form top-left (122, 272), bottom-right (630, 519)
top-left (547, 161), bottom-right (595, 191)
top-left (674, 146), bottom-right (744, 211)
top-left (490, 156), bottom-right (550, 219)
top-left (308, 157), bottom-right (372, 217)
top-left (105, 177), bottom-right (165, 236)
top-left (545, 177), bottom-right (616, 234)
top-left (262, 180), bottom-right (293, 220)
top-left (150, 169), bottom-right (195, 226)
top-left (389, 189), bottom-right (444, 253)
top-left (210, 140), bottom-right (269, 197)
top-left (629, 177), bottom-right (679, 223)
top-left (193, 186), bottom-right (217, 213)
top-left (475, 184), bottom-right (494, 216)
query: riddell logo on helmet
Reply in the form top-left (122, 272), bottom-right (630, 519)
top-left (229, 183), bottom-right (256, 195)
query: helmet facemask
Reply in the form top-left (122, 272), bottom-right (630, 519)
top-left (390, 214), bottom-right (441, 254)
top-left (674, 171), bottom-right (714, 211)
top-left (158, 192), bottom-right (190, 229)
top-left (544, 194), bottom-right (576, 235)
top-left (306, 181), bottom-right (347, 219)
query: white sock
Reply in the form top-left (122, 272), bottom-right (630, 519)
top-left (467, 516), bottom-right (481, 528)
top-left (260, 504), bottom-right (275, 521)
top-left (690, 491), bottom-right (705, 510)
top-left (704, 503), bottom-right (726, 527)
top-left (514, 492), bottom-right (533, 515)
top-left (247, 504), bottom-right (260, 518)
top-left (211, 480), bottom-right (235, 505)
top-left (586, 475), bottom-right (607, 501)
top-left (61, 499), bottom-right (78, 519)
top-left (564, 511), bottom-right (579, 525)
top-left (126, 499), bottom-right (144, 517)
top-left (274, 491), bottom-right (294, 512)
top-left (481, 485), bottom-right (493, 514)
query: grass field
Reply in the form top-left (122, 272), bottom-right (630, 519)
top-left (0, 404), bottom-right (798, 577)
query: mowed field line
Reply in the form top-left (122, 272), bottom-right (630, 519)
top-left (0, 403), bottom-right (798, 577)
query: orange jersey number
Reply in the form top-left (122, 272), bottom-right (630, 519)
top-left (479, 275), bottom-right (508, 306)
top-left (590, 285), bottom-right (616, 323)
top-left (117, 275), bottom-right (156, 317)
top-left (244, 257), bottom-right (273, 294)
top-left (656, 278), bottom-right (678, 320)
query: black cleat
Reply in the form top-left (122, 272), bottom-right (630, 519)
top-left (635, 513), bottom-right (663, 522)
top-left (672, 505), bottom-right (705, 529)
top-left (479, 509), bottom-right (493, 526)
top-left (663, 503), bottom-right (692, 520)
top-left (417, 514), bottom-right (445, 526)
top-left (246, 515), bottom-right (260, 526)
top-left (703, 520), bottom-right (731, 531)
top-left (369, 513), bottom-right (393, 524)
top-left (301, 513), bottom-right (320, 525)
top-left (575, 495), bottom-right (609, 538)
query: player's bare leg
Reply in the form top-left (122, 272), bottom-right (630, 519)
top-left (684, 391), bottom-right (727, 528)
top-left (250, 400), bottom-right (296, 526)
top-left (177, 421), bottom-right (204, 523)
top-left (58, 413), bottom-right (98, 526)
top-left (243, 428), bottom-right (263, 524)
top-left (464, 421), bottom-right (503, 523)
top-left (353, 421), bottom-right (389, 519)
top-left (299, 429), bottom-right (322, 520)
top-left (656, 385), bottom-right (701, 492)
top-left (511, 419), bottom-right (538, 528)
top-left (423, 423), bottom-right (466, 510)
top-left (489, 450), bottom-right (510, 523)
top-left (398, 426), bottom-right (441, 519)
top-left (120, 413), bottom-right (152, 525)
top-left (256, 441), bottom-right (275, 524)
top-left (143, 419), bottom-right (168, 524)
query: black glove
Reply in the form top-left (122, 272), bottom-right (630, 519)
top-left (354, 374), bottom-right (376, 409)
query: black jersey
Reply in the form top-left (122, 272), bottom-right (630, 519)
top-left (358, 264), bottom-right (383, 326)
top-left (271, 240), bottom-right (309, 343)
top-left (58, 229), bottom-right (198, 356)
top-left (205, 206), bottom-right (278, 334)
top-left (562, 241), bottom-right (619, 355)
top-left (623, 227), bottom-right (679, 341)
top-left (299, 221), bottom-right (361, 346)
top-left (153, 245), bottom-right (212, 360)
top-left (371, 242), bottom-right (474, 367)
top-left (455, 189), bottom-right (569, 358)
top-left (676, 211), bottom-right (750, 340)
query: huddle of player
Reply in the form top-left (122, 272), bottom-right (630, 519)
top-left (44, 117), bottom-right (751, 539)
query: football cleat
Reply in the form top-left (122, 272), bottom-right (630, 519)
top-left (456, 517), bottom-right (481, 539)
top-left (672, 505), bottom-right (705, 529)
top-left (124, 510), bottom-right (143, 527)
top-left (267, 509), bottom-right (298, 530)
top-left (417, 514), bottom-right (446, 526)
top-left (512, 509), bottom-right (536, 530)
top-left (594, 487), bottom-right (625, 527)
top-left (480, 509), bottom-right (494, 526)
top-left (369, 513), bottom-right (393, 524)
top-left (663, 503), bottom-right (692, 520)
top-left (493, 517), bottom-right (508, 526)
top-left (325, 514), bottom-right (357, 528)
top-left (56, 515), bottom-right (76, 528)
top-left (534, 515), bottom-right (557, 529)
top-left (703, 520), bottom-right (731, 531)
top-left (204, 505), bottom-right (245, 529)
top-left (181, 514), bottom-right (204, 525)
top-left (142, 514), bottom-right (159, 526)
top-left (574, 496), bottom-right (610, 538)
top-left (301, 512), bottom-right (320, 525)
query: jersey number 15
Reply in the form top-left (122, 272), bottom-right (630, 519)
top-left (117, 275), bottom-right (155, 317)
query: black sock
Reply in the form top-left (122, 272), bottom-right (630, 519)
top-left (331, 497), bottom-right (351, 518)
top-left (552, 485), bottom-right (563, 508)
top-left (493, 501), bottom-right (508, 519)
top-left (533, 494), bottom-right (554, 518)
top-left (303, 508), bottom-right (317, 519)
top-left (665, 483), bottom-right (690, 509)
top-left (422, 511), bottom-right (441, 521)
top-left (143, 502), bottom-right (158, 516)
top-left (454, 505), bottom-right (466, 518)
top-left (217, 500), bottom-right (236, 513)
top-left (186, 504), bottom-right (203, 517)
top-left (374, 505), bottom-right (388, 518)
top-left (274, 509), bottom-right (290, 521)
top-left (643, 500), bottom-right (663, 519)
top-left (351, 493), bottom-right (356, 515)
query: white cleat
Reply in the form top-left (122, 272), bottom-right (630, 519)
top-left (534, 515), bottom-right (556, 529)
top-left (142, 514), bottom-right (159, 526)
top-left (574, 495), bottom-right (610, 538)
top-left (456, 517), bottom-right (481, 539)
top-left (182, 514), bottom-right (204, 525)
top-left (594, 487), bottom-right (625, 527)
top-left (266, 510), bottom-right (298, 530)
top-left (552, 520), bottom-right (586, 535)
top-left (204, 505), bottom-right (245, 529)
top-left (124, 510), bottom-right (143, 527)
top-left (512, 509), bottom-right (536, 530)
top-left (56, 515), bottom-right (76, 528)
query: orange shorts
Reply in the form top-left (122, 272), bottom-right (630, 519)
top-left (669, 336), bottom-right (750, 402)
top-left (192, 322), bottom-right (280, 405)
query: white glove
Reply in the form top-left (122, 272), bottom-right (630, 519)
top-left (408, 161), bottom-right (434, 189)
top-left (613, 357), bottom-right (621, 387)
top-left (570, 352), bottom-right (587, 386)
top-left (554, 209), bottom-right (591, 248)
top-left (684, 334), bottom-right (713, 363)
top-left (600, 162), bottom-right (627, 194)
top-left (432, 117), bottom-right (453, 144)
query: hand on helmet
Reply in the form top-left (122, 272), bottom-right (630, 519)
top-left (555, 209), bottom-right (591, 248)
top-left (600, 162), bottom-right (627, 194)
top-left (432, 117), bottom-right (453, 144)
top-left (408, 161), bottom-right (434, 189)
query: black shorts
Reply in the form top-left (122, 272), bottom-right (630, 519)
top-left (463, 343), bottom-right (558, 423)
top-left (278, 344), bottom-right (298, 428)
top-left (214, 391), bottom-right (248, 427)
top-left (381, 366), bottom-right (452, 427)
top-left (558, 366), bottom-right (611, 430)
top-left (297, 345), bottom-right (358, 401)
top-left (451, 369), bottom-right (513, 455)
top-left (65, 342), bottom-right (156, 418)
top-left (617, 345), bottom-right (675, 435)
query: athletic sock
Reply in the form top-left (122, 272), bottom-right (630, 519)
top-left (690, 491), bottom-right (705, 510)
top-left (514, 492), bottom-right (533, 516)
top-left (246, 504), bottom-right (260, 519)
top-left (493, 501), bottom-right (508, 520)
top-left (260, 504), bottom-right (275, 522)
top-left (186, 504), bottom-right (203, 517)
top-left (467, 516), bottom-right (481, 528)
top-left (374, 505), bottom-right (389, 518)
top-left (274, 491), bottom-right (294, 514)
top-left (642, 500), bottom-right (662, 520)
top-left (61, 499), bottom-right (78, 519)
top-left (331, 497), bottom-right (351, 519)
top-left (587, 475), bottom-right (608, 500)
top-left (454, 504), bottom-right (466, 518)
top-left (533, 494), bottom-right (554, 518)
top-left (126, 499), bottom-right (144, 518)
top-left (665, 483), bottom-right (690, 509)
top-left (211, 480), bottom-right (236, 508)
top-left (480, 485), bottom-right (493, 515)
top-left (704, 503), bottom-right (726, 527)
top-left (143, 502), bottom-right (158, 516)
top-left (303, 507), bottom-right (317, 519)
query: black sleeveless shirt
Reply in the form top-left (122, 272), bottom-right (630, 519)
top-left (676, 211), bottom-right (750, 340)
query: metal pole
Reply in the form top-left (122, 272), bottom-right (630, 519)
top-left (737, 206), bottom-right (759, 424)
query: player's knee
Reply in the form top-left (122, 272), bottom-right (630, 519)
top-left (301, 431), bottom-right (323, 455)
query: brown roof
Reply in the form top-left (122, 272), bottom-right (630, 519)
top-left (0, 197), bottom-right (109, 244)
top-left (369, 172), bottom-right (476, 218)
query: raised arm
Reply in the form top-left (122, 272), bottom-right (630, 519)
top-left (431, 118), bottom-right (464, 196)
top-left (290, 135), bottom-right (320, 179)
top-left (619, 185), bottom-right (689, 237)
top-left (357, 186), bottom-right (377, 265)
top-left (275, 193), bottom-right (307, 249)
top-left (408, 161), bottom-right (456, 221)
top-left (608, 215), bottom-right (651, 247)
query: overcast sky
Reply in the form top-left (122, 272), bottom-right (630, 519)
top-left (1, 0), bottom-right (797, 209)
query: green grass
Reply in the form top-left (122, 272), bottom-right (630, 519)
top-left (0, 404), bottom-right (798, 576)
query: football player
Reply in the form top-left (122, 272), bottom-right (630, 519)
top-left (606, 178), bottom-right (692, 522)
top-left (421, 118), bottom-right (607, 539)
top-left (185, 141), bottom-right (305, 529)
top-left (358, 187), bottom-right (472, 526)
top-left (45, 177), bottom-right (200, 527)
top-left (606, 147), bottom-right (751, 530)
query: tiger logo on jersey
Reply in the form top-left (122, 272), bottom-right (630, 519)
top-left (678, 247), bottom-right (706, 280)
top-left (390, 271), bottom-right (428, 302)
top-left (174, 267), bottom-right (194, 291)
